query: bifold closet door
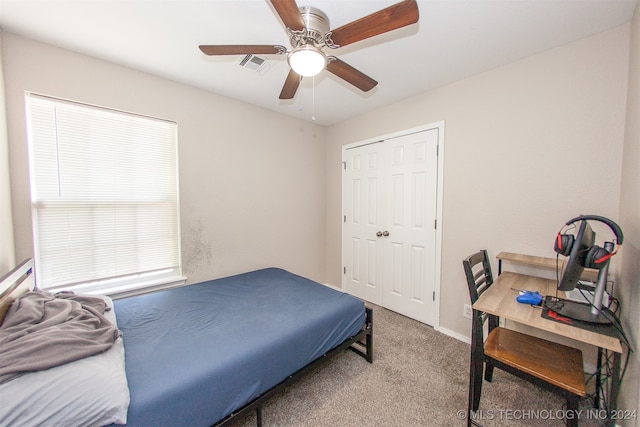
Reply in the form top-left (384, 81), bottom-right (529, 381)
top-left (381, 130), bottom-right (438, 325)
top-left (343, 142), bottom-right (385, 305)
top-left (343, 129), bottom-right (438, 325)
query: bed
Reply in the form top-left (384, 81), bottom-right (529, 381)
top-left (0, 260), bottom-right (373, 426)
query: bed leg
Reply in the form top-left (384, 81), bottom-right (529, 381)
top-left (256, 406), bottom-right (262, 427)
top-left (347, 307), bottom-right (374, 362)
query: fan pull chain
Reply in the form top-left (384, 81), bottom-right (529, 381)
top-left (311, 75), bottom-right (316, 121)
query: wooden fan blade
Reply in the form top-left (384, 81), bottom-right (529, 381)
top-left (326, 57), bottom-right (378, 92)
top-left (268, 0), bottom-right (305, 32)
top-left (279, 69), bottom-right (302, 99)
top-left (199, 45), bottom-right (286, 55)
top-left (329, 0), bottom-right (419, 48)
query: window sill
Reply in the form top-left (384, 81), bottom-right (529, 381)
top-left (71, 276), bottom-right (188, 300)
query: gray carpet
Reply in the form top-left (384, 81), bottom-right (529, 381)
top-left (226, 305), bottom-right (600, 426)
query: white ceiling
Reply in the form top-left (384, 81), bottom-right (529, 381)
top-left (0, 0), bottom-right (637, 126)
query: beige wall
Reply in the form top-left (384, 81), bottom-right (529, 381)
top-left (618, 3), bottom-right (640, 424)
top-left (2, 32), bottom-right (327, 285)
top-left (0, 32), bottom-right (15, 274)
top-left (326, 25), bottom-right (630, 340)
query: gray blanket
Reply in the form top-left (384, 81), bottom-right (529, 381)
top-left (0, 290), bottom-right (121, 384)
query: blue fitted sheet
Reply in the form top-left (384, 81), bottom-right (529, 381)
top-left (114, 268), bottom-right (365, 426)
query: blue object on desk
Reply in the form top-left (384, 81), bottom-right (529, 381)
top-left (516, 290), bottom-right (543, 305)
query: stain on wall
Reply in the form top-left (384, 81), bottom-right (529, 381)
top-left (182, 219), bottom-right (213, 280)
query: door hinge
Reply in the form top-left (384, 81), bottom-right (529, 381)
top-left (436, 143), bottom-right (439, 157)
top-left (433, 291), bottom-right (436, 301)
top-left (343, 267), bottom-right (346, 274)
top-left (344, 215), bottom-right (347, 223)
top-left (434, 219), bottom-right (437, 229)
top-left (342, 161), bottom-right (346, 170)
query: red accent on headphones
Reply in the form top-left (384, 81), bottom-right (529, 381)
top-left (595, 251), bottom-right (615, 264)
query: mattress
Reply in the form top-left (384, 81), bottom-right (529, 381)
top-left (114, 267), bottom-right (365, 426)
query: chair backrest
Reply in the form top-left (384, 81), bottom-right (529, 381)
top-left (463, 250), bottom-right (494, 305)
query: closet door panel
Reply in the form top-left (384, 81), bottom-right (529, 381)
top-left (343, 143), bottom-right (384, 305)
top-left (382, 130), bottom-right (438, 325)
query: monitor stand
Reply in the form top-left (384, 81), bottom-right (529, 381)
top-left (550, 297), bottom-right (613, 324)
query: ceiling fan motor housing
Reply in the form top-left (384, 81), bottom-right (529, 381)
top-left (296, 6), bottom-right (330, 47)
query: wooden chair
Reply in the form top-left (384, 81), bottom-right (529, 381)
top-left (463, 250), bottom-right (586, 427)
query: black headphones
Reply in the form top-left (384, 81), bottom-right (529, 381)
top-left (554, 215), bottom-right (624, 269)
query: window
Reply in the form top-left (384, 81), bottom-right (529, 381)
top-left (26, 94), bottom-right (183, 296)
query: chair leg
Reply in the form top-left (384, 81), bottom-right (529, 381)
top-left (467, 352), bottom-right (475, 427)
top-left (469, 313), bottom-right (485, 415)
top-left (484, 362), bottom-right (495, 382)
top-left (469, 349), bottom-right (484, 413)
top-left (472, 357), bottom-right (483, 412)
top-left (485, 317), bottom-right (498, 384)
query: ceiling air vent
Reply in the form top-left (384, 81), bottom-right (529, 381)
top-left (237, 54), bottom-right (271, 74)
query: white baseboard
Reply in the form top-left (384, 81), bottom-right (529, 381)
top-left (322, 282), bottom-right (342, 292)
top-left (437, 326), bottom-right (471, 344)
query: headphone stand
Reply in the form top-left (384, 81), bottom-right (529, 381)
top-left (591, 241), bottom-right (614, 317)
top-left (550, 242), bottom-right (614, 325)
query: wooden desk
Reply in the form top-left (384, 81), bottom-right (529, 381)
top-left (474, 271), bottom-right (622, 352)
top-left (496, 251), bottom-right (561, 271)
top-left (473, 271), bottom-right (623, 422)
top-left (496, 251), bottom-right (600, 283)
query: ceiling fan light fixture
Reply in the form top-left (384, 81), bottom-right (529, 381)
top-left (288, 43), bottom-right (326, 77)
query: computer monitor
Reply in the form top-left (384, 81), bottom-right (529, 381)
top-left (558, 220), bottom-right (594, 292)
top-left (551, 219), bottom-right (613, 324)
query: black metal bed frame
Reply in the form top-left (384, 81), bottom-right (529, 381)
top-left (214, 306), bottom-right (374, 427)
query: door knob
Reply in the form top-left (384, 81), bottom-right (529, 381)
top-left (382, 231), bottom-right (390, 237)
top-left (376, 231), bottom-right (383, 237)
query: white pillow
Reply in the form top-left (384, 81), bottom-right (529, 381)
top-left (0, 295), bottom-right (130, 426)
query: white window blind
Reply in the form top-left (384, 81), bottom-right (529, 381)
top-left (26, 94), bottom-right (182, 295)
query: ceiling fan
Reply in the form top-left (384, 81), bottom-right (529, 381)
top-left (199, 0), bottom-right (419, 100)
